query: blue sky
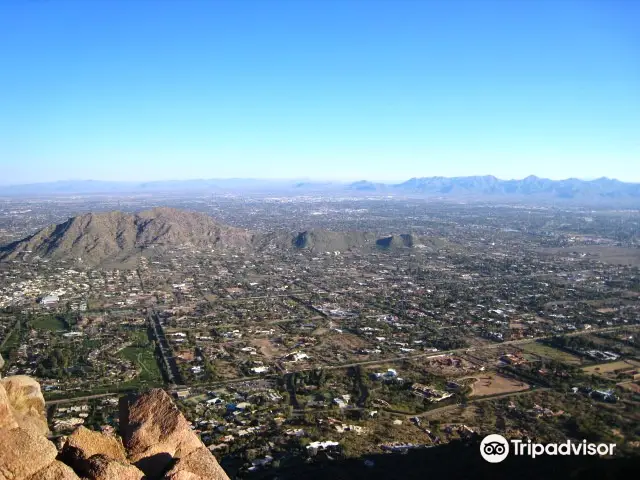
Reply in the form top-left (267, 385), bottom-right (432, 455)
top-left (1, 0), bottom-right (638, 184)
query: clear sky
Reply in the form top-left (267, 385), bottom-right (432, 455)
top-left (1, 0), bottom-right (638, 184)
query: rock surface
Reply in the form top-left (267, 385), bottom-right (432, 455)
top-left (0, 377), bottom-right (230, 480)
top-left (0, 427), bottom-right (58, 480)
top-left (163, 447), bottom-right (230, 480)
top-left (83, 455), bottom-right (145, 480)
top-left (0, 383), bottom-right (19, 432)
top-left (60, 426), bottom-right (127, 475)
top-left (26, 461), bottom-right (80, 480)
top-left (0, 376), bottom-right (48, 435)
top-left (120, 389), bottom-right (204, 477)
top-left (163, 471), bottom-right (202, 480)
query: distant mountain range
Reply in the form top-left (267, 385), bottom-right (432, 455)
top-left (1, 176), bottom-right (639, 204)
top-left (388, 175), bottom-right (640, 200)
top-left (0, 208), bottom-right (446, 266)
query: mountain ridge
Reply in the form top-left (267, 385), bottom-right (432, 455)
top-left (1, 176), bottom-right (639, 204)
top-left (0, 208), bottom-right (254, 266)
top-left (0, 208), bottom-right (442, 266)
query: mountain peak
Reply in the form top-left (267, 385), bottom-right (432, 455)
top-left (0, 208), bottom-right (252, 266)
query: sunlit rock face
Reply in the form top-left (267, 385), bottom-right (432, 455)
top-left (0, 378), bottom-right (230, 480)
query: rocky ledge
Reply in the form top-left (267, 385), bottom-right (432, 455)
top-left (0, 370), bottom-right (229, 480)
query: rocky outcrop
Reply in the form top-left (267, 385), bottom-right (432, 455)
top-left (162, 447), bottom-right (230, 480)
top-left (60, 426), bottom-right (127, 476)
top-left (0, 383), bottom-right (19, 432)
top-left (0, 427), bottom-right (62, 480)
top-left (82, 455), bottom-right (145, 480)
top-left (119, 389), bottom-right (211, 477)
top-left (0, 377), bottom-right (229, 480)
top-left (26, 461), bottom-right (79, 480)
top-left (0, 376), bottom-right (79, 480)
top-left (0, 376), bottom-right (48, 436)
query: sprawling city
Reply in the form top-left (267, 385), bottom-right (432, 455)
top-left (1, 1), bottom-right (639, 479)
top-left (0, 192), bottom-right (638, 478)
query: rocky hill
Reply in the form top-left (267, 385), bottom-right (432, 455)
top-left (291, 230), bottom-right (379, 251)
top-left (290, 231), bottom-right (446, 252)
top-left (0, 207), bottom-right (254, 266)
top-left (0, 208), bottom-right (447, 266)
top-left (0, 372), bottom-right (229, 480)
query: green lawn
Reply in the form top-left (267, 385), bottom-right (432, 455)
top-left (119, 345), bottom-right (163, 385)
top-left (0, 328), bottom-right (19, 354)
top-left (30, 316), bottom-right (67, 331)
top-left (127, 329), bottom-right (151, 345)
top-left (520, 342), bottom-right (583, 365)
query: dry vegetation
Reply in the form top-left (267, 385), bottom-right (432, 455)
top-left (466, 373), bottom-right (529, 397)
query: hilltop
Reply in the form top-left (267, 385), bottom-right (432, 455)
top-left (0, 208), bottom-right (254, 266)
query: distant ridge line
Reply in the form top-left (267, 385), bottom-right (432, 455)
top-left (0, 176), bottom-right (638, 204)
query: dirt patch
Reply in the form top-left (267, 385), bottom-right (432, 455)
top-left (324, 332), bottom-right (371, 350)
top-left (617, 381), bottom-right (640, 393)
top-left (250, 338), bottom-right (282, 359)
top-left (212, 360), bottom-right (242, 379)
top-left (596, 307), bottom-right (617, 313)
top-left (583, 359), bottom-right (640, 378)
top-left (175, 349), bottom-right (195, 361)
top-left (466, 373), bottom-right (529, 397)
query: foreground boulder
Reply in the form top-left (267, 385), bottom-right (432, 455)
top-left (0, 383), bottom-right (19, 432)
top-left (82, 454), bottom-right (145, 480)
top-left (0, 376), bottom-right (48, 436)
top-left (120, 389), bottom-right (209, 477)
top-left (0, 427), bottom-right (59, 479)
top-left (26, 461), bottom-right (79, 480)
top-left (162, 447), bottom-right (230, 480)
top-left (0, 379), bottom-right (229, 480)
top-left (60, 426), bottom-right (128, 476)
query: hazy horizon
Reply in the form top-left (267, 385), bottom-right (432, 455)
top-left (0, 173), bottom-right (637, 189)
top-left (1, 1), bottom-right (639, 183)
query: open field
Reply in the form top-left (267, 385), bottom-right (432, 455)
top-left (30, 316), bottom-right (67, 331)
top-left (250, 338), bottom-right (282, 360)
top-left (466, 373), bottom-right (529, 397)
top-left (582, 359), bottom-right (640, 379)
top-left (119, 345), bottom-right (163, 384)
top-left (519, 342), bottom-right (583, 365)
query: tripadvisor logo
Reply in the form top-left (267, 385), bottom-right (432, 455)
top-left (480, 434), bottom-right (509, 463)
top-left (480, 434), bottom-right (616, 463)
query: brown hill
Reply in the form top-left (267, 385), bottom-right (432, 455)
top-left (289, 230), bottom-right (448, 253)
top-left (0, 207), bottom-right (254, 266)
top-left (0, 208), bottom-right (451, 266)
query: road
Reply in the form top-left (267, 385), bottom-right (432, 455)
top-left (46, 392), bottom-right (118, 406)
